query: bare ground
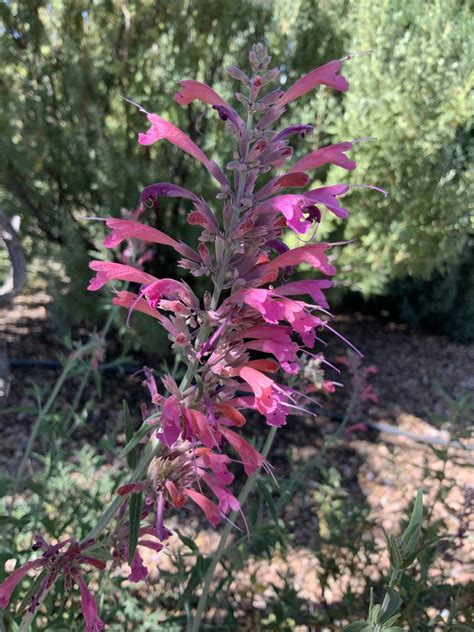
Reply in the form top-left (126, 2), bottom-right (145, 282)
top-left (1, 289), bottom-right (473, 628)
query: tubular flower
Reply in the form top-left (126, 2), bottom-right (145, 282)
top-left (86, 42), bottom-right (371, 533)
top-left (0, 536), bottom-right (105, 631)
top-left (1, 41), bottom-right (378, 629)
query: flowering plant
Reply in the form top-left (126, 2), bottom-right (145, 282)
top-left (1, 43), bottom-right (377, 630)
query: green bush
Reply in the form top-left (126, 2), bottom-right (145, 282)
top-left (330, 0), bottom-right (473, 295)
top-left (0, 0), bottom-right (347, 332)
top-left (387, 239), bottom-right (474, 342)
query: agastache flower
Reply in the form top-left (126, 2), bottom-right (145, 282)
top-left (2, 41), bottom-right (380, 628)
top-left (92, 45), bottom-right (364, 487)
top-left (0, 536), bottom-right (105, 631)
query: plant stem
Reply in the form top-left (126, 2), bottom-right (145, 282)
top-left (12, 339), bottom-right (101, 496)
top-left (189, 426), bottom-right (277, 632)
top-left (81, 435), bottom-right (161, 543)
top-left (78, 109), bottom-right (257, 547)
top-left (276, 387), bottom-right (357, 514)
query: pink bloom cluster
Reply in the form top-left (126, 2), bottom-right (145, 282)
top-left (0, 535), bottom-right (105, 631)
top-left (1, 44), bottom-right (378, 629)
top-left (87, 44), bottom-right (362, 533)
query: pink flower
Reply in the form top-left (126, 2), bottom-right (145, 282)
top-left (219, 426), bottom-right (265, 477)
top-left (76, 574), bottom-right (105, 632)
top-left (0, 559), bottom-right (43, 608)
top-left (266, 243), bottom-right (337, 276)
top-left (88, 261), bottom-right (156, 291)
top-left (185, 489), bottom-right (221, 527)
top-left (305, 185), bottom-right (351, 219)
top-left (103, 218), bottom-right (195, 259)
top-left (256, 194), bottom-right (311, 234)
top-left (278, 59), bottom-right (349, 107)
top-left (158, 395), bottom-right (182, 447)
top-left (0, 537), bottom-right (106, 630)
top-left (196, 448), bottom-right (235, 484)
top-left (274, 279), bottom-right (333, 309)
top-left (231, 288), bottom-right (285, 323)
top-left (112, 290), bottom-right (166, 321)
top-left (289, 142), bottom-right (355, 173)
top-left (174, 80), bottom-right (229, 107)
top-left (138, 113), bottom-right (227, 186)
top-left (199, 472), bottom-right (240, 513)
top-left (85, 43), bottom-right (368, 577)
top-left (213, 403), bottom-right (246, 428)
top-left (239, 366), bottom-right (277, 417)
top-left (128, 552), bottom-right (148, 583)
top-left (255, 172), bottom-right (310, 200)
top-left (183, 408), bottom-right (219, 448)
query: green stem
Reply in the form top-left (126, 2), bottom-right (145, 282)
top-left (375, 568), bottom-right (402, 631)
top-left (190, 427), bottom-right (277, 632)
top-left (12, 339), bottom-right (101, 496)
top-left (275, 388), bottom-right (357, 514)
top-left (18, 580), bottom-right (56, 632)
top-left (82, 435), bottom-right (161, 543)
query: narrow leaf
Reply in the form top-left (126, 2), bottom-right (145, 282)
top-left (128, 491), bottom-right (143, 564)
top-left (120, 422), bottom-right (154, 460)
top-left (176, 557), bottom-right (212, 609)
top-left (402, 489), bottom-right (423, 555)
top-left (256, 478), bottom-right (281, 528)
top-left (123, 400), bottom-right (137, 469)
top-left (380, 587), bottom-right (402, 623)
top-left (344, 622), bottom-right (371, 632)
top-left (388, 534), bottom-right (403, 569)
top-left (175, 529), bottom-right (198, 553)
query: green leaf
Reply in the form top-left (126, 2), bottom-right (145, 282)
top-left (380, 587), bottom-right (402, 623)
top-left (256, 478), bottom-right (281, 528)
top-left (82, 545), bottom-right (114, 562)
top-left (388, 534), bottom-right (403, 569)
top-left (402, 489), bottom-right (423, 556)
top-left (400, 534), bottom-right (446, 568)
top-left (16, 570), bottom-right (48, 617)
top-left (0, 515), bottom-right (30, 528)
top-left (123, 400), bottom-right (137, 470)
top-left (120, 421), bottom-right (155, 460)
top-left (175, 530), bottom-right (198, 553)
top-left (176, 557), bottom-right (212, 609)
top-left (369, 604), bottom-right (381, 624)
top-left (128, 491), bottom-right (143, 564)
top-left (344, 622), bottom-right (372, 632)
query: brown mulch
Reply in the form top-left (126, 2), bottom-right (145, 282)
top-left (1, 288), bottom-right (473, 619)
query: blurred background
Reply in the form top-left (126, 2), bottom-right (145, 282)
top-left (0, 1), bottom-right (473, 630)
top-left (1, 0), bottom-right (472, 344)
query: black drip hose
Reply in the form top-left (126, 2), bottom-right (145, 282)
top-left (9, 358), bottom-right (142, 375)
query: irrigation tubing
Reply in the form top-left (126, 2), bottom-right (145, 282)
top-left (6, 359), bottom-right (474, 451)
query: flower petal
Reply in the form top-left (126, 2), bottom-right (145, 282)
top-left (174, 80), bottom-right (229, 107)
top-left (278, 59), bottom-right (349, 107)
top-left (219, 426), bottom-right (265, 477)
top-left (185, 489), bottom-right (221, 527)
top-left (75, 574), bottom-right (105, 632)
top-left (138, 113), bottom-right (228, 186)
top-left (0, 559), bottom-right (44, 608)
top-left (289, 142), bottom-right (355, 173)
top-left (266, 244), bottom-right (337, 276)
top-left (103, 218), bottom-right (181, 250)
top-left (88, 261), bottom-right (156, 291)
